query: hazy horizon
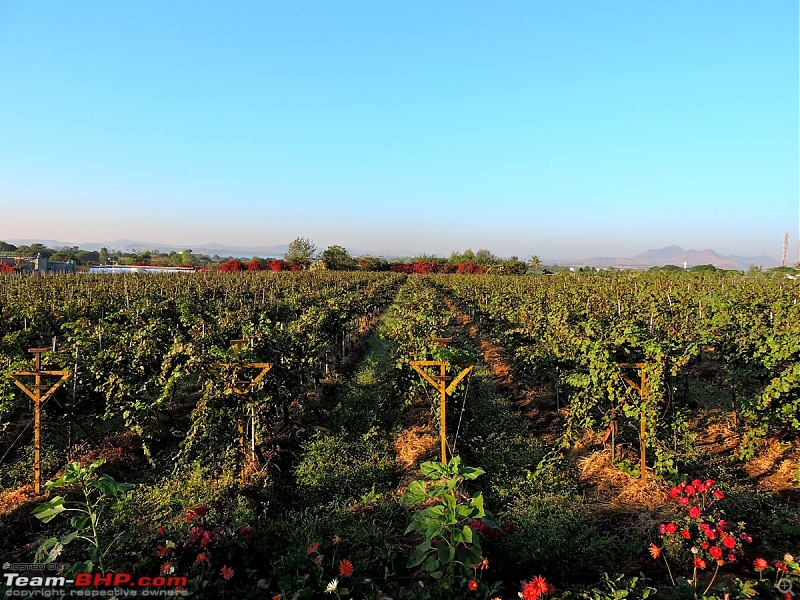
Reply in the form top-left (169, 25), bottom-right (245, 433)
top-left (1, 236), bottom-right (783, 265)
top-left (1, 2), bottom-right (797, 259)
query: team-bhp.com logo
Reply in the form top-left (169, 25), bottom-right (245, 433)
top-left (3, 568), bottom-right (188, 597)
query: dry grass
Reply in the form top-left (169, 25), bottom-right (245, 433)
top-left (744, 437), bottom-right (800, 495)
top-left (578, 451), bottom-right (674, 522)
top-left (395, 425), bottom-right (438, 470)
top-left (579, 452), bottom-right (676, 539)
top-left (691, 409), bottom-right (740, 453)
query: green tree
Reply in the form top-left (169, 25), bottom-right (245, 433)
top-left (50, 246), bottom-right (81, 263)
top-left (0, 241), bottom-right (18, 253)
top-left (99, 247), bottom-right (109, 264)
top-left (690, 264), bottom-right (717, 273)
top-left (503, 256), bottom-right (527, 275)
top-left (321, 245), bottom-right (357, 270)
top-left (15, 243), bottom-right (54, 258)
top-left (474, 249), bottom-right (497, 265)
top-left (356, 255), bottom-right (389, 271)
top-left (284, 237), bottom-right (317, 268)
top-left (527, 255), bottom-right (542, 274)
top-left (447, 249), bottom-right (476, 264)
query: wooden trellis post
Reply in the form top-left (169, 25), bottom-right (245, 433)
top-left (410, 338), bottom-right (474, 465)
top-left (8, 348), bottom-right (76, 494)
top-left (219, 339), bottom-right (273, 464)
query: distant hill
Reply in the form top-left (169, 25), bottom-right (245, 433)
top-left (565, 246), bottom-right (779, 271)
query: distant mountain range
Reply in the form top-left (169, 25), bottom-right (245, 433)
top-left (563, 245), bottom-right (779, 271)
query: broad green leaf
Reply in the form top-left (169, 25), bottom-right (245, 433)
top-left (427, 482), bottom-right (447, 497)
top-left (32, 497), bottom-right (66, 523)
top-left (459, 466), bottom-right (485, 480)
top-left (481, 511), bottom-right (500, 530)
top-left (452, 525), bottom-right (473, 544)
top-left (406, 547), bottom-right (428, 568)
top-left (60, 530), bottom-right (79, 546)
top-left (437, 543), bottom-right (455, 564)
top-left (424, 522), bottom-right (443, 539)
top-left (422, 556), bottom-right (439, 573)
top-left (70, 515), bottom-right (91, 530)
top-left (70, 560), bottom-right (94, 576)
top-left (456, 504), bottom-right (473, 518)
top-left (420, 461), bottom-right (447, 479)
top-left (441, 492), bottom-right (456, 512)
top-left (458, 544), bottom-right (481, 566)
top-left (470, 493), bottom-right (485, 517)
top-left (34, 538), bottom-right (61, 564)
top-left (400, 480), bottom-right (427, 505)
top-left (424, 505), bottom-right (446, 518)
top-left (90, 475), bottom-right (120, 497)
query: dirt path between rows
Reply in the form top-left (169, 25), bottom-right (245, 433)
top-left (442, 296), bottom-right (676, 516)
top-left (443, 298), bottom-right (562, 442)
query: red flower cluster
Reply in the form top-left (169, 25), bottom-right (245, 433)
top-left (188, 526), bottom-right (216, 548)
top-left (469, 519), bottom-right (503, 539)
top-left (218, 258), bottom-right (291, 272)
top-left (667, 479), bottom-right (724, 502)
top-left (269, 259), bottom-right (287, 272)
top-left (238, 524), bottom-right (253, 540)
top-left (218, 259), bottom-right (246, 272)
top-left (0, 263), bottom-right (15, 273)
top-left (657, 478), bottom-right (751, 568)
top-left (521, 576), bottom-right (555, 599)
top-left (391, 261), bottom-right (487, 275)
top-left (187, 505), bottom-right (208, 522)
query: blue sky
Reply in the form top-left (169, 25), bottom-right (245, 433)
top-left (0, 2), bottom-right (797, 259)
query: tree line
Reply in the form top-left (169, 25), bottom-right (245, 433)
top-left (0, 238), bottom-right (546, 275)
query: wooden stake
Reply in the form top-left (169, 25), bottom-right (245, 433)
top-left (640, 369), bottom-right (647, 484)
top-left (9, 349), bottom-right (74, 494)
top-left (410, 340), bottom-right (474, 465)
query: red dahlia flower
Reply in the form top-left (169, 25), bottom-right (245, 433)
top-left (522, 576), bottom-right (550, 599)
top-left (339, 559), bottom-right (354, 577)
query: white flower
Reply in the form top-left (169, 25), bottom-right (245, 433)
top-left (325, 579), bottom-right (339, 594)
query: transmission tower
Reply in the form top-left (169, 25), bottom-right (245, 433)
top-left (782, 233), bottom-right (789, 267)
